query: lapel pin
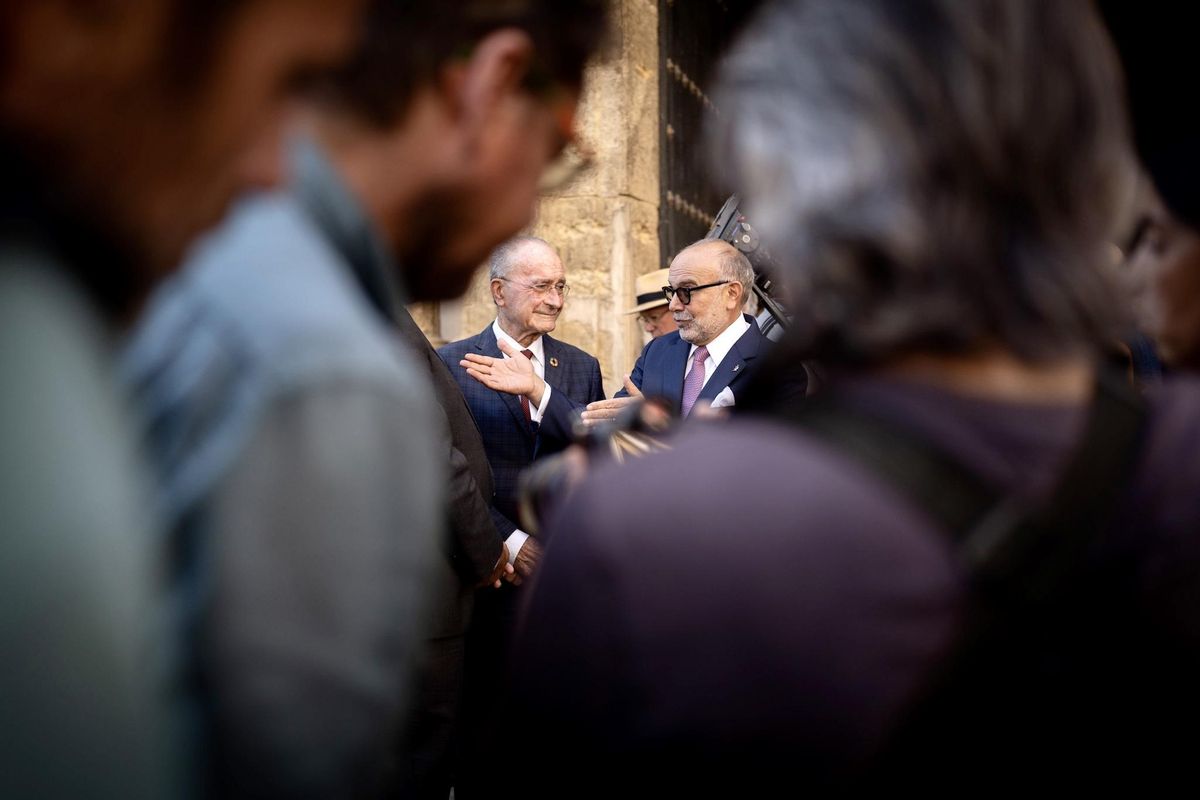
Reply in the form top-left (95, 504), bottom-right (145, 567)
top-left (732, 364), bottom-right (741, 372)
top-left (549, 357), bottom-right (559, 368)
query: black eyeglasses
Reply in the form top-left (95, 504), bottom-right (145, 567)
top-left (662, 280), bottom-right (729, 305)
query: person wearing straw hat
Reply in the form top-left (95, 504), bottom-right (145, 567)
top-left (627, 267), bottom-right (678, 340)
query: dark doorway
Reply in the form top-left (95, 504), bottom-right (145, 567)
top-left (659, 0), bottom-right (762, 266)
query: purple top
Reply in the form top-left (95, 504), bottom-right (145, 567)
top-left (505, 373), bottom-right (1200, 794)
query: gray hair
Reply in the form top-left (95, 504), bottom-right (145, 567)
top-left (489, 235), bottom-right (556, 281)
top-left (710, 0), bottom-right (1136, 364)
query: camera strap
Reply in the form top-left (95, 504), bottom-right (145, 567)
top-left (776, 365), bottom-right (1145, 607)
top-left (772, 364), bottom-right (1147, 767)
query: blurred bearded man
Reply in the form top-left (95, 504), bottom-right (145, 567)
top-left (122, 2), bottom-right (607, 796)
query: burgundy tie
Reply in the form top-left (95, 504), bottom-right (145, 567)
top-left (680, 345), bottom-right (709, 417)
top-left (520, 348), bottom-right (535, 424)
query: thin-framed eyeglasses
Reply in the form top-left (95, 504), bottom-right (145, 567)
top-left (662, 280), bottom-right (729, 305)
top-left (501, 278), bottom-right (571, 299)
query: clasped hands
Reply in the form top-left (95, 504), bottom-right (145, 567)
top-left (479, 539), bottom-right (543, 589)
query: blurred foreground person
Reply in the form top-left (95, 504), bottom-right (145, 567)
top-left (122, 1), bottom-right (606, 797)
top-left (508, 0), bottom-right (1200, 794)
top-left (0, 1), bottom-right (362, 797)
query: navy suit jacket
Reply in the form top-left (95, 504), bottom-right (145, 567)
top-left (438, 325), bottom-right (605, 537)
top-left (618, 313), bottom-right (783, 415)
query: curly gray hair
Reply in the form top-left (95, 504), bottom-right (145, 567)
top-left (710, 0), bottom-right (1136, 364)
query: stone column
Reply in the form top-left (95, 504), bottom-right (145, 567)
top-left (414, 0), bottom-right (660, 398)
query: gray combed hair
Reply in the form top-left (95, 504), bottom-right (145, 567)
top-left (489, 235), bottom-right (556, 281)
top-left (709, 0), bottom-right (1136, 364)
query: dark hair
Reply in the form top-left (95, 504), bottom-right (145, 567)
top-left (711, 0), bottom-right (1136, 365)
top-left (309, 0), bottom-right (610, 129)
top-left (163, 0), bottom-right (245, 89)
top-left (0, 1), bottom-right (244, 91)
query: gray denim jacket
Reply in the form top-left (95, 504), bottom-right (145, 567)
top-left (122, 140), bottom-right (444, 798)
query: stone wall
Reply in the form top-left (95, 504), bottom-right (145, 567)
top-left (413, 0), bottom-right (660, 398)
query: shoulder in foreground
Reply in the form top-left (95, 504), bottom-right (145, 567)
top-left (560, 416), bottom-right (955, 567)
top-left (126, 193), bottom-right (425, 402)
top-left (150, 193), bottom-right (373, 340)
top-left (1140, 375), bottom-right (1200, 490)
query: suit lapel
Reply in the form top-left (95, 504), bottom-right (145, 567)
top-left (475, 325), bottom-right (532, 436)
top-left (697, 316), bottom-right (764, 406)
top-left (542, 335), bottom-right (565, 391)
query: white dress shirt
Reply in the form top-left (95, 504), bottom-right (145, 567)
top-left (492, 319), bottom-right (553, 422)
top-left (491, 319), bottom-right (555, 562)
top-left (684, 314), bottom-right (751, 407)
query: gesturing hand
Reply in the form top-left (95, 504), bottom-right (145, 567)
top-left (461, 339), bottom-right (545, 406)
top-left (579, 375), bottom-right (642, 427)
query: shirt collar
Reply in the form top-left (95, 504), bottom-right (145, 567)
top-left (492, 318), bottom-right (545, 363)
top-left (689, 313), bottom-right (751, 367)
top-left (290, 136), bottom-right (407, 323)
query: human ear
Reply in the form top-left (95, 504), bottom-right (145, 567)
top-left (727, 282), bottom-right (743, 309)
top-left (453, 28), bottom-right (535, 151)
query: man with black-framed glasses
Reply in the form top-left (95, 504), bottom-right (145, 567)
top-left (582, 239), bottom-right (792, 425)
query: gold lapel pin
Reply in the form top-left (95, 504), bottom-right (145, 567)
top-left (549, 357), bottom-right (559, 368)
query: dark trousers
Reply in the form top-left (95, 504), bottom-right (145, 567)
top-left (453, 586), bottom-right (520, 799)
top-left (391, 635), bottom-right (466, 800)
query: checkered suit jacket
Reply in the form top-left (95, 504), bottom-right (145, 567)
top-left (438, 324), bottom-right (605, 536)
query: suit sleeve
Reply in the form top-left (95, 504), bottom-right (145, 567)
top-left (538, 356), bottom-right (606, 444)
top-left (439, 410), bottom-right (504, 584)
top-left (435, 343), bottom-right (523, 539)
top-left (204, 380), bottom-right (442, 799)
top-left (490, 506), bottom-right (519, 539)
top-left (616, 340), bottom-right (651, 398)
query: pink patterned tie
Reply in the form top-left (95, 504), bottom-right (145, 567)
top-left (680, 345), bottom-right (709, 417)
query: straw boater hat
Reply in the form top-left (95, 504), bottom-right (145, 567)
top-left (625, 268), bottom-right (672, 315)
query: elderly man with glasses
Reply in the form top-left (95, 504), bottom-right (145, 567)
top-left (437, 234), bottom-right (603, 795)
top-left (582, 238), bottom-right (792, 425)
